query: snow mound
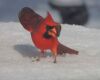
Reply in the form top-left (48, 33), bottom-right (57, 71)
top-left (0, 22), bottom-right (100, 80)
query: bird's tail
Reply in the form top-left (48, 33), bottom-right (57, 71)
top-left (57, 43), bottom-right (78, 55)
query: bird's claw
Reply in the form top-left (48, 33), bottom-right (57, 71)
top-left (53, 60), bottom-right (57, 63)
top-left (32, 57), bottom-right (40, 62)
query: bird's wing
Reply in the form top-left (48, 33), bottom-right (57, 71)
top-left (18, 7), bottom-right (44, 32)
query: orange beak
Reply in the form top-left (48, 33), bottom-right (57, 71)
top-left (48, 28), bottom-right (57, 37)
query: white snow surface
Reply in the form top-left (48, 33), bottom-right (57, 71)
top-left (0, 22), bottom-right (100, 80)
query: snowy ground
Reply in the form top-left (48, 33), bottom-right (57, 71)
top-left (0, 22), bottom-right (100, 80)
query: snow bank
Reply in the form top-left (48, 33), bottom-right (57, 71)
top-left (0, 22), bottom-right (100, 80)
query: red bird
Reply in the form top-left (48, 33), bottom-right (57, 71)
top-left (19, 7), bottom-right (78, 63)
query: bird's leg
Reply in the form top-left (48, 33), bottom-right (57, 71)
top-left (36, 50), bottom-right (45, 61)
top-left (51, 48), bottom-right (57, 63)
top-left (41, 50), bottom-right (45, 57)
top-left (53, 53), bottom-right (57, 63)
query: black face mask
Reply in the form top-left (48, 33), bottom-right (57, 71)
top-left (43, 25), bottom-right (54, 39)
top-left (43, 25), bottom-right (61, 39)
top-left (46, 25), bottom-right (54, 31)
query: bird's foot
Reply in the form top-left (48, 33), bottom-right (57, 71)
top-left (53, 60), bottom-right (57, 63)
top-left (53, 58), bottom-right (57, 63)
top-left (32, 56), bottom-right (40, 62)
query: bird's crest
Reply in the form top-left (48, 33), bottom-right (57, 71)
top-left (44, 12), bottom-right (58, 26)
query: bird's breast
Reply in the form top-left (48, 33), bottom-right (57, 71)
top-left (31, 32), bottom-right (58, 50)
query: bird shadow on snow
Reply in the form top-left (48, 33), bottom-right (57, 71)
top-left (14, 44), bottom-right (38, 58)
top-left (14, 44), bottom-right (51, 58)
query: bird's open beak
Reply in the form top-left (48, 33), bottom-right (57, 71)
top-left (48, 28), bottom-right (57, 37)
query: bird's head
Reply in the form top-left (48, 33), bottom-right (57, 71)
top-left (43, 12), bottom-right (61, 39)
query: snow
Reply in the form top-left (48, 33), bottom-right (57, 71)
top-left (0, 22), bottom-right (100, 80)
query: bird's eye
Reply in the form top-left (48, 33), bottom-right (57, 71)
top-left (46, 25), bottom-right (54, 31)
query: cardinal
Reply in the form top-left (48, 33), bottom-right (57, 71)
top-left (18, 7), bottom-right (78, 63)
